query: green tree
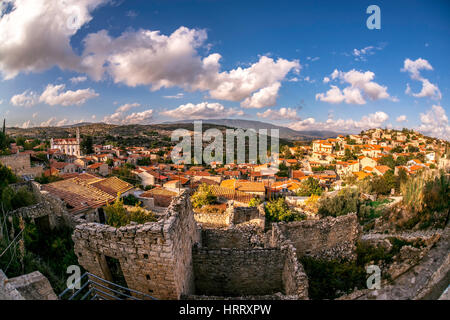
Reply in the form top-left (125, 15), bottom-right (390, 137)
top-left (265, 197), bottom-right (305, 222)
top-left (191, 183), bottom-right (217, 208)
top-left (80, 135), bottom-right (94, 155)
top-left (379, 155), bottom-right (395, 169)
top-left (249, 197), bottom-right (262, 207)
top-left (296, 177), bottom-right (323, 196)
top-left (318, 188), bottom-right (360, 217)
top-left (105, 196), bottom-right (157, 227)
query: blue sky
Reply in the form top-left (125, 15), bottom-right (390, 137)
top-left (0, 0), bottom-right (449, 139)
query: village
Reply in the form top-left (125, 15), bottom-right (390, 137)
top-left (0, 122), bottom-right (449, 301)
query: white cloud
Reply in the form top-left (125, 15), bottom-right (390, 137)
top-left (70, 76), bottom-right (88, 84)
top-left (10, 90), bottom-right (39, 107)
top-left (241, 82), bottom-right (281, 109)
top-left (396, 115), bottom-right (407, 122)
top-left (21, 120), bottom-right (31, 128)
top-left (1, 5), bottom-right (298, 107)
top-left (116, 102), bottom-right (140, 113)
top-left (257, 107), bottom-right (300, 121)
top-left (40, 117), bottom-right (57, 127)
top-left (32, 112), bottom-right (38, 118)
top-left (401, 58), bottom-right (433, 80)
top-left (103, 102), bottom-right (150, 124)
top-left (81, 27), bottom-right (299, 105)
top-left (289, 111), bottom-right (389, 132)
top-left (0, 99), bottom-right (3, 105)
top-left (323, 77), bottom-right (330, 83)
top-left (0, 0), bottom-right (107, 79)
top-left (417, 105), bottom-right (450, 140)
top-left (39, 84), bottom-right (98, 106)
top-left (402, 58), bottom-right (441, 100)
top-left (316, 69), bottom-right (390, 105)
top-left (121, 109), bottom-right (154, 125)
top-left (163, 93), bottom-right (184, 99)
top-left (56, 118), bottom-right (69, 127)
top-left (160, 102), bottom-right (244, 119)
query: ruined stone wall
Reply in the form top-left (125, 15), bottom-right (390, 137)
top-left (0, 270), bottom-right (24, 300)
top-left (0, 154), bottom-right (30, 171)
top-left (201, 225), bottom-right (265, 249)
top-left (72, 191), bottom-right (200, 300)
top-left (273, 213), bottom-right (360, 261)
top-left (194, 211), bottom-right (231, 228)
top-left (6, 271), bottom-right (57, 300)
top-left (229, 204), bottom-right (265, 228)
top-left (192, 246), bottom-right (285, 296)
top-left (0, 154), bottom-right (42, 177)
top-left (194, 203), bottom-right (265, 229)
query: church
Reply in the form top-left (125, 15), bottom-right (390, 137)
top-left (50, 128), bottom-right (81, 157)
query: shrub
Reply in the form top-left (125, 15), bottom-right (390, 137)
top-left (248, 197), bottom-right (262, 207)
top-left (105, 196), bottom-right (157, 227)
top-left (318, 188), bottom-right (360, 217)
top-left (265, 197), bottom-right (305, 222)
top-left (300, 256), bottom-right (366, 300)
top-left (296, 177), bottom-right (323, 196)
top-left (191, 183), bottom-right (217, 208)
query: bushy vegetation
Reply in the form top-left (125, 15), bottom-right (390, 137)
top-left (0, 216), bottom-right (79, 293)
top-left (318, 188), bottom-right (360, 217)
top-left (191, 183), bottom-right (217, 208)
top-left (300, 256), bottom-right (366, 300)
top-left (265, 197), bottom-right (306, 222)
top-left (34, 173), bottom-right (63, 184)
top-left (248, 197), bottom-right (263, 207)
top-left (296, 177), bottom-right (323, 197)
top-left (302, 237), bottom-right (423, 300)
top-left (105, 196), bottom-right (157, 227)
top-left (400, 170), bottom-right (449, 229)
top-left (0, 164), bottom-right (36, 212)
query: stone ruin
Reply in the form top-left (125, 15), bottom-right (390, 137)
top-left (71, 193), bottom-right (362, 300)
top-left (0, 270), bottom-right (57, 300)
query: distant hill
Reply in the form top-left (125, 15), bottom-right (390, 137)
top-left (6, 119), bottom-right (342, 142)
top-left (168, 119), bottom-right (342, 140)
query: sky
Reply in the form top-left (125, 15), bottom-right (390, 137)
top-left (0, 0), bottom-right (449, 140)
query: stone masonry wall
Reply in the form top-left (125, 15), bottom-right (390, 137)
top-left (201, 224), bottom-right (265, 249)
top-left (273, 213), bottom-right (360, 261)
top-left (72, 190), bottom-right (200, 300)
top-left (192, 246), bottom-right (284, 296)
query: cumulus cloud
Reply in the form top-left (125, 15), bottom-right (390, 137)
top-left (351, 44), bottom-right (385, 61)
top-left (163, 93), bottom-right (184, 99)
top-left (39, 84), bottom-right (98, 106)
top-left (316, 69), bottom-right (391, 105)
top-left (10, 90), bottom-right (39, 107)
top-left (257, 107), bottom-right (300, 121)
top-left (1, 4), bottom-right (298, 107)
top-left (417, 105), bottom-right (450, 140)
top-left (396, 115), bottom-right (407, 122)
top-left (241, 82), bottom-right (281, 109)
top-left (102, 102), bottom-right (153, 125)
top-left (70, 76), bottom-right (88, 84)
top-left (160, 102), bottom-right (244, 119)
top-left (21, 120), bottom-right (31, 128)
top-left (11, 84), bottom-right (98, 107)
top-left (40, 117), bottom-right (57, 127)
top-left (0, 0), bottom-right (107, 79)
top-left (288, 111), bottom-right (389, 132)
top-left (402, 58), bottom-right (441, 100)
top-left (81, 27), bottom-right (298, 106)
top-left (116, 102), bottom-right (140, 113)
top-left (121, 109), bottom-right (154, 125)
